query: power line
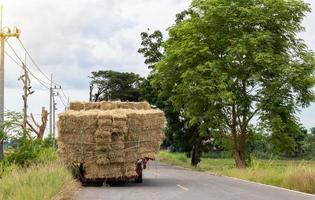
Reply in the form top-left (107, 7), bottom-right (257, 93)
top-left (60, 88), bottom-right (68, 103)
top-left (5, 50), bottom-right (50, 89)
top-left (58, 95), bottom-right (67, 108)
top-left (58, 90), bottom-right (67, 103)
top-left (6, 38), bottom-right (69, 107)
top-left (17, 38), bottom-right (69, 102)
top-left (17, 38), bottom-right (62, 87)
top-left (4, 50), bottom-right (50, 89)
top-left (6, 40), bottom-right (51, 86)
top-left (17, 38), bottom-right (51, 82)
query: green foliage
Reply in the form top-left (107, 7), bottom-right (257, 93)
top-left (160, 151), bottom-right (315, 194)
top-left (139, 30), bottom-right (206, 166)
top-left (89, 70), bottom-right (145, 102)
top-left (0, 111), bottom-right (23, 142)
top-left (302, 127), bottom-right (315, 159)
top-left (138, 30), bottom-right (163, 69)
top-left (0, 111), bottom-right (56, 167)
top-left (0, 162), bottom-right (74, 200)
top-left (152, 0), bottom-right (315, 167)
top-left (6, 138), bottom-right (56, 166)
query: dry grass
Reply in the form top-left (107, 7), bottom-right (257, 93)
top-left (52, 180), bottom-right (81, 200)
top-left (0, 162), bottom-right (78, 200)
top-left (159, 151), bottom-right (315, 194)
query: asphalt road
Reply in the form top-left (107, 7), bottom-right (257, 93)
top-left (75, 161), bottom-right (315, 200)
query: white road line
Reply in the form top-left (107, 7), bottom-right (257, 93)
top-left (147, 171), bottom-right (160, 176)
top-left (176, 184), bottom-right (189, 191)
top-left (152, 172), bottom-right (160, 176)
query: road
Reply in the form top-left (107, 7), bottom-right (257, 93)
top-left (75, 161), bottom-right (315, 200)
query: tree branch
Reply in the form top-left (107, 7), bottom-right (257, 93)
top-left (243, 108), bottom-right (259, 129)
top-left (30, 113), bottom-right (40, 128)
top-left (26, 120), bottom-right (39, 136)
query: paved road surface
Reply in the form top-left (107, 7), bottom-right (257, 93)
top-left (75, 161), bottom-right (315, 200)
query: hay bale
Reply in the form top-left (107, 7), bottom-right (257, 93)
top-left (57, 101), bottom-right (165, 180)
top-left (115, 101), bottom-right (151, 110)
top-left (84, 102), bottom-right (100, 110)
top-left (69, 101), bottom-right (85, 111)
top-left (135, 102), bottom-right (151, 110)
top-left (100, 101), bottom-right (117, 110)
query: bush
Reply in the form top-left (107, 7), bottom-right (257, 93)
top-left (6, 138), bottom-right (56, 166)
top-left (0, 162), bottom-right (76, 200)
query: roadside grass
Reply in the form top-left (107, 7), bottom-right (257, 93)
top-left (0, 161), bottom-right (78, 200)
top-left (159, 151), bottom-right (315, 194)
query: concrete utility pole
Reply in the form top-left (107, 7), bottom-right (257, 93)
top-left (0, 6), bottom-right (20, 160)
top-left (19, 57), bottom-right (34, 135)
top-left (50, 83), bottom-right (61, 150)
top-left (49, 74), bottom-right (53, 138)
top-left (52, 93), bottom-right (56, 149)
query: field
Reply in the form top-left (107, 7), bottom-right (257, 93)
top-left (0, 161), bottom-right (78, 200)
top-left (159, 151), bottom-right (315, 194)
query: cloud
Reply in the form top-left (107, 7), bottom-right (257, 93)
top-left (1, 0), bottom-right (315, 129)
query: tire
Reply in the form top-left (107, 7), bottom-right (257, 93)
top-left (135, 172), bottom-right (143, 183)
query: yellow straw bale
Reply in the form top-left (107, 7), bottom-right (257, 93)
top-left (69, 101), bottom-right (85, 111)
top-left (58, 101), bottom-right (166, 179)
top-left (84, 102), bottom-right (100, 110)
top-left (100, 101), bottom-right (117, 110)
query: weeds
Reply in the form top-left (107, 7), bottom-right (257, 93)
top-left (0, 162), bottom-right (76, 200)
top-left (159, 151), bottom-right (315, 194)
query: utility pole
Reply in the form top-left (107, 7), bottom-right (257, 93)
top-left (49, 74), bottom-right (52, 139)
top-left (52, 92), bottom-right (56, 149)
top-left (67, 97), bottom-right (70, 111)
top-left (18, 57), bottom-right (34, 136)
top-left (0, 6), bottom-right (20, 160)
top-left (50, 82), bottom-right (60, 150)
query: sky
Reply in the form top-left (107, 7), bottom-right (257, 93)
top-left (0, 0), bottom-right (314, 133)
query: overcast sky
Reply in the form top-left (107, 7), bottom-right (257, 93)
top-left (1, 0), bottom-right (315, 131)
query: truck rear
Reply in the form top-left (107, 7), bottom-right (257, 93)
top-left (57, 101), bottom-right (165, 184)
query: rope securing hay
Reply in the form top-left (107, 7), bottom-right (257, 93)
top-left (57, 101), bottom-right (165, 179)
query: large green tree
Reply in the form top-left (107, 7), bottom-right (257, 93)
top-left (153, 0), bottom-right (315, 168)
top-left (139, 30), bottom-right (206, 166)
top-left (89, 70), bottom-right (144, 102)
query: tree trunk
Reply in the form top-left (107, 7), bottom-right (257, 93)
top-left (238, 128), bottom-right (247, 165)
top-left (27, 107), bottom-right (48, 140)
top-left (231, 103), bottom-right (246, 168)
top-left (0, 140), bottom-right (3, 160)
top-left (233, 150), bottom-right (246, 168)
top-left (89, 84), bottom-right (93, 102)
top-left (191, 138), bottom-right (202, 167)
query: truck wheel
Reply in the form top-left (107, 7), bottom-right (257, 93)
top-left (135, 172), bottom-right (143, 183)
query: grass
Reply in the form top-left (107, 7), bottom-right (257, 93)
top-left (0, 162), bottom-right (78, 200)
top-left (159, 151), bottom-right (315, 194)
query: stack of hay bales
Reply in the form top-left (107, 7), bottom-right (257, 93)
top-left (57, 101), bottom-right (165, 179)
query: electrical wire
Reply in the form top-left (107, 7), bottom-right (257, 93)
top-left (18, 38), bottom-right (69, 101)
top-left (58, 95), bottom-right (67, 108)
top-left (4, 50), bottom-right (50, 89)
top-left (60, 88), bottom-right (68, 103)
top-left (58, 93), bottom-right (67, 105)
top-left (17, 38), bottom-right (54, 84)
top-left (6, 38), bottom-right (69, 101)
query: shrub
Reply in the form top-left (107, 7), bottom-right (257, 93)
top-left (0, 162), bottom-right (75, 200)
top-left (6, 138), bottom-right (56, 166)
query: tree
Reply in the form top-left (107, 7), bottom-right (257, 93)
top-left (138, 30), bottom-right (163, 69)
top-left (139, 30), bottom-right (208, 166)
top-left (303, 127), bottom-right (315, 158)
top-left (152, 0), bottom-right (315, 168)
top-left (0, 112), bottom-right (24, 142)
top-left (89, 70), bottom-right (144, 102)
top-left (26, 107), bottom-right (48, 140)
